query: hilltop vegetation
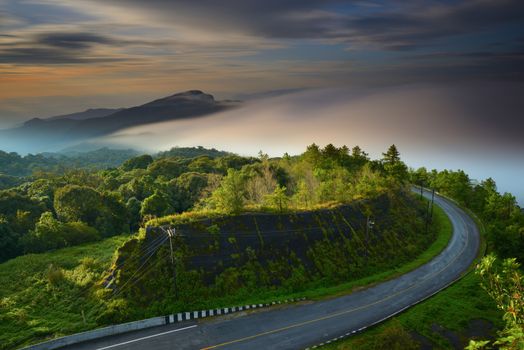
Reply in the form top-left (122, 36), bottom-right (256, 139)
top-left (0, 148), bottom-right (139, 178)
top-left (0, 146), bottom-right (251, 262)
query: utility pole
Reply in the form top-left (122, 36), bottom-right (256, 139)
top-left (430, 188), bottom-right (435, 222)
top-left (365, 216), bottom-right (374, 259)
top-left (425, 200), bottom-right (431, 236)
top-left (165, 227), bottom-right (178, 299)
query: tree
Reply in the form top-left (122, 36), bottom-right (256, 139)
top-left (350, 145), bottom-right (369, 169)
top-left (316, 166), bottom-right (352, 203)
top-left (381, 144), bottom-right (408, 181)
top-left (244, 161), bottom-right (277, 205)
top-left (431, 170), bottom-right (473, 205)
top-left (293, 180), bottom-right (314, 208)
top-left (54, 185), bottom-right (128, 236)
top-left (147, 158), bottom-right (188, 179)
top-left (0, 215), bottom-right (19, 262)
top-left (98, 192), bottom-right (129, 236)
top-left (188, 156), bottom-right (215, 173)
top-left (351, 164), bottom-right (391, 200)
top-left (54, 185), bottom-right (103, 227)
top-left (264, 185), bottom-right (290, 213)
top-left (303, 143), bottom-right (321, 166)
top-left (208, 169), bottom-right (246, 213)
top-left (22, 212), bottom-right (100, 253)
top-left (169, 172), bottom-right (209, 212)
top-left (410, 167), bottom-right (429, 187)
top-left (126, 197), bottom-right (142, 230)
top-left (140, 191), bottom-right (173, 218)
top-left (382, 144), bottom-right (401, 164)
top-left (467, 255), bottom-right (524, 349)
top-left (121, 155), bottom-right (154, 171)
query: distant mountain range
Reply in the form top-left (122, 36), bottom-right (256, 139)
top-left (45, 108), bottom-right (125, 121)
top-left (0, 90), bottom-right (238, 154)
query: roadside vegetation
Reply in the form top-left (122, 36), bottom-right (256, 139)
top-left (0, 236), bottom-right (127, 350)
top-left (322, 166), bottom-right (524, 349)
top-left (0, 199), bottom-right (449, 350)
top-left (1, 143), bottom-right (522, 349)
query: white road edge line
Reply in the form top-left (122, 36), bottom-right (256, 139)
top-left (95, 325), bottom-right (198, 350)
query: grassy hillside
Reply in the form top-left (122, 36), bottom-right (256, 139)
top-left (0, 236), bottom-right (127, 350)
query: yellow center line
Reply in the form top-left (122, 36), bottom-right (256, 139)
top-left (201, 199), bottom-right (471, 350)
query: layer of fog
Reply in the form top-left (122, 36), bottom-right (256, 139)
top-left (100, 83), bottom-right (524, 204)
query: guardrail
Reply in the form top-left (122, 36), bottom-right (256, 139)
top-left (22, 297), bottom-right (306, 350)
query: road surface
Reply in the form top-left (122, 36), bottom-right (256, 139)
top-left (64, 190), bottom-right (479, 350)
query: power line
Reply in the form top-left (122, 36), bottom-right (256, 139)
top-left (111, 236), bottom-right (168, 298)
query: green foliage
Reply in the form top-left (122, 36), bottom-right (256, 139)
top-left (170, 172), bottom-right (209, 212)
top-left (467, 255), bottom-right (524, 350)
top-left (0, 174), bottom-right (22, 190)
top-left (22, 212), bottom-right (101, 253)
top-left (156, 146), bottom-right (231, 160)
top-left (264, 185), bottom-right (290, 213)
top-left (121, 155), bottom-right (153, 171)
top-left (372, 320), bottom-right (420, 350)
top-left (54, 185), bottom-right (103, 226)
top-left (207, 169), bottom-right (247, 213)
top-left (0, 148), bottom-right (138, 177)
top-left (54, 185), bottom-right (128, 237)
top-left (141, 191), bottom-right (173, 218)
top-left (414, 168), bottom-right (524, 263)
top-left (0, 236), bottom-right (127, 349)
top-left (147, 158), bottom-right (188, 179)
top-left (381, 144), bottom-right (408, 181)
top-left (0, 216), bottom-right (19, 262)
top-left (46, 263), bottom-right (65, 286)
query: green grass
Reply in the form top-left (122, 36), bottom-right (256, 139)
top-left (322, 272), bottom-right (502, 350)
top-left (0, 236), bottom-right (128, 350)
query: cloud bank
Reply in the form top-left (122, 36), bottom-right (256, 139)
top-left (100, 82), bottom-right (524, 203)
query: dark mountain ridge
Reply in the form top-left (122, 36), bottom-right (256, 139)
top-left (0, 90), bottom-right (238, 154)
top-left (46, 108), bottom-right (124, 121)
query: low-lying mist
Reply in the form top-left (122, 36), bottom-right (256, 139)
top-left (100, 82), bottom-right (524, 204)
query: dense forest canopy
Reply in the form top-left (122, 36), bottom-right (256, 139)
top-left (0, 144), bottom-right (521, 267)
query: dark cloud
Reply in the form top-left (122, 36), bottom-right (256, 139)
top-left (344, 0), bottom-right (524, 49)
top-left (37, 32), bottom-right (114, 49)
top-left (0, 47), bottom-right (125, 64)
top-left (91, 0), bottom-right (524, 50)
top-left (0, 31), bottom-right (130, 64)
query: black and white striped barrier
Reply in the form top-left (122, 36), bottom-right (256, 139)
top-left (23, 297), bottom-right (307, 350)
top-left (164, 297), bottom-right (307, 324)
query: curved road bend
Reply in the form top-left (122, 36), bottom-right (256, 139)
top-left (64, 190), bottom-right (479, 350)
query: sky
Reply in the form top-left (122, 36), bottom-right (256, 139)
top-left (1, 0), bottom-right (523, 124)
top-left (0, 0), bottom-right (523, 200)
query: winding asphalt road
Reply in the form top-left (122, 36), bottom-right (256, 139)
top-left (64, 190), bottom-right (479, 350)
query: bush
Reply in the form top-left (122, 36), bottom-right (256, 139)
top-left (46, 264), bottom-right (65, 286)
top-left (64, 221), bottom-right (100, 246)
top-left (23, 212), bottom-right (100, 253)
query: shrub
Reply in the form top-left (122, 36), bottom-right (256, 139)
top-left (46, 264), bottom-right (65, 286)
